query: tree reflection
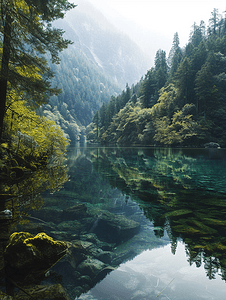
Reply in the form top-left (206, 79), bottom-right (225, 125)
top-left (90, 147), bottom-right (226, 281)
top-left (0, 163), bottom-right (68, 298)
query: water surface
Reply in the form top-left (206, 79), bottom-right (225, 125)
top-left (1, 146), bottom-right (226, 299)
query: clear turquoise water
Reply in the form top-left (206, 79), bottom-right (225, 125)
top-left (1, 146), bottom-right (226, 299)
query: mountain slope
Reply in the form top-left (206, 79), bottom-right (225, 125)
top-left (54, 0), bottom-right (151, 86)
top-left (40, 1), bottom-right (152, 143)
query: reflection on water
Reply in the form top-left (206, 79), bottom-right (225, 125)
top-left (1, 146), bottom-right (226, 299)
top-left (0, 162), bottom-right (68, 298)
top-left (83, 242), bottom-right (226, 300)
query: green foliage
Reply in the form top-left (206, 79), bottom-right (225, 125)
top-left (0, 0), bottom-right (75, 141)
top-left (88, 8), bottom-right (226, 147)
top-left (1, 90), bottom-right (69, 171)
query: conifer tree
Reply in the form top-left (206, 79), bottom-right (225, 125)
top-left (168, 32), bottom-right (183, 76)
top-left (0, 0), bottom-right (75, 141)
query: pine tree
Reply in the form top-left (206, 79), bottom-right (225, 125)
top-left (208, 8), bottom-right (220, 36)
top-left (140, 69), bottom-right (157, 108)
top-left (154, 49), bottom-right (168, 90)
top-left (174, 57), bottom-right (193, 106)
top-left (168, 32), bottom-right (183, 76)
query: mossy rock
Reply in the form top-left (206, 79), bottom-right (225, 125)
top-left (4, 232), bottom-right (68, 282)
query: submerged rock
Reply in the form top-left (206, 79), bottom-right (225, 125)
top-left (77, 258), bottom-right (114, 284)
top-left (88, 208), bottom-right (141, 244)
top-left (62, 204), bottom-right (87, 220)
top-left (4, 232), bottom-right (68, 283)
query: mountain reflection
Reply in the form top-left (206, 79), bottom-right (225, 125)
top-left (88, 147), bottom-right (226, 281)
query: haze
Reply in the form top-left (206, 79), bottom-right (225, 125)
top-left (73, 0), bottom-right (226, 64)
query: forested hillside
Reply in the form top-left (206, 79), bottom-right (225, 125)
top-left (87, 9), bottom-right (226, 147)
top-left (40, 48), bottom-right (121, 142)
top-left (54, 0), bottom-right (151, 87)
top-left (40, 0), bottom-right (151, 143)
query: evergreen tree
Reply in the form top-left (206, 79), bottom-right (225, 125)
top-left (0, 0), bottom-right (75, 141)
top-left (168, 32), bottom-right (183, 75)
top-left (195, 62), bottom-right (215, 117)
top-left (154, 49), bottom-right (168, 90)
top-left (174, 57), bottom-right (193, 106)
top-left (208, 8), bottom-right (220, 36)
top-left (189, 21), bottom-right (205, 47)
top-left (140, 68), bottom-right (157, 108)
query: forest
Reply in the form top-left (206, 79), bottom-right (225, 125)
top-left (87, 8), bottom-right (226, 148)
top-left (1, 4), bottom-right (226, 183)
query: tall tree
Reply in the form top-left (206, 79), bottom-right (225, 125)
top-left (0, 0), bottom-right (75, 141)
top-left (140, 68), bottom-right (157, 108)
top-left (208, 8), bottom-right (220, 36)
top-left (189, 21), bottom-right (205, 47)
top-left (174, 57), bottom-right (193, 106)
top-left (154, 49), bottom-right (168, 90)
top-left (168, 32), bottom-right (183, 76)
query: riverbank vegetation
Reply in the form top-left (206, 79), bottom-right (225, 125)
top-left (87, 8), bottom-right (226, 147)
top-left (0, 0), bottom-right (75, 178)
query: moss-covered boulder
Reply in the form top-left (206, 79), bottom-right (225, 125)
top-left (4, 232), bottom-right (68, 283)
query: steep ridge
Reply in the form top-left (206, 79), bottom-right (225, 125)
top-left (40, 1), bottom-right (151, 143)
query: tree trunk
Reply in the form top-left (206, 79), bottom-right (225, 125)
top-left (0, 13), bottom-right (12, 142)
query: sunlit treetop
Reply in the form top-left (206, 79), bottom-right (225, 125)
top-left (0, 0), bottom-right (76, 99)
top-left (0, 0), bottom-right (76, 141)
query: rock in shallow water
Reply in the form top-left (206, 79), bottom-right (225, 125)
top-left (4, 232), bottom-right (68, 283)
top-left (88, 208), bottom-right (141, 244)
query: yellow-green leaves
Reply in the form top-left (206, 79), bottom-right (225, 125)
top-left (4, 91), bottom-right (69, 162)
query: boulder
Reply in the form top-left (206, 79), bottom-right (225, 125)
top-left (77, 258), bottom-right (105, 277)
top-left (204, 142), bottom-right (220, 148)
top-left (4, 232), bottom-right (68, 283)
top-left (88, 208), bottom-right (140, 244)
top-left (77, 258), bottom-right (114, 283)
top-left (62, 204), bottom-right (87, 220)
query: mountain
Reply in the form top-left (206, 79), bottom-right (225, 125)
top-left (40, 1), bottom-right (152, 143)
top-left (54, 0), bottom-right (152, 87)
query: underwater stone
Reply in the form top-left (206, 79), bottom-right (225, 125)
top-left (77, 258), bottom-right (106, 277)
top-left (62, 204), bottom-right (87, 220)
top-left (88, 208), bottom-right (140, 244)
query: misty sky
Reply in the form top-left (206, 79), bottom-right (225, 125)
top-left (73, 0), bottom-right (226, 63)
top-left (94, 0), bottom-right (226, 44)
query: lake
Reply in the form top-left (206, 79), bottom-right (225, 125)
top-left (1, 146), bottom-right (226, 299)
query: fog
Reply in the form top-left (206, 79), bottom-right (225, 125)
top-left (73, 0), bottom-right (226, 64)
